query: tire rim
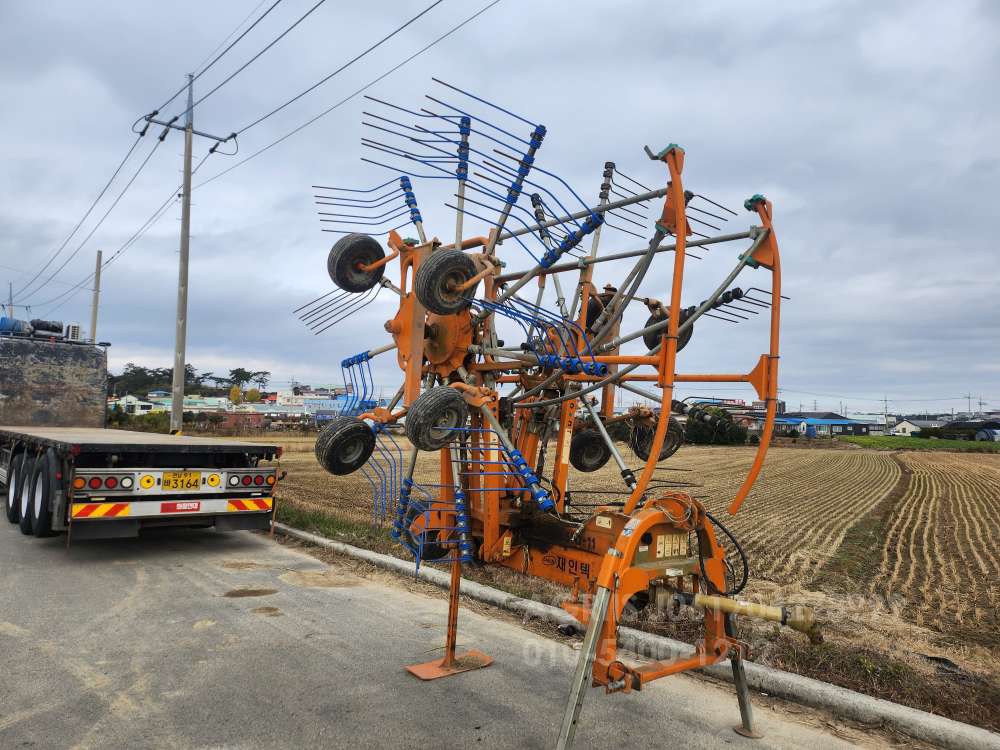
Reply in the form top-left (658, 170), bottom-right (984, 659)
top-left (6, 467), bottom-right (15, 510)
top-left (429, 407), bottom-right (461, 440)
top-left (339, 435), bottom-right (365, 465)
top-left (34, 480), bottom-right (44, 518)
top-left (20, 476), bottom-right (30, 516)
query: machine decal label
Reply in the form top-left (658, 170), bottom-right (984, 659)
top-left (541, 554), bottom-right (591, 578)
top-left (595, 516), bottom-right (612, 529)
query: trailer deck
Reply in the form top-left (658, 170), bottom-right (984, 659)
top-left (0, 427), bottom-right (279, 457)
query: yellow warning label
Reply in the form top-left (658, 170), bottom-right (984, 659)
top-left (502, 534), bottom-right (512, 557)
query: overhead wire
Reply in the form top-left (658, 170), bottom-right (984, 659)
top-left (196, 0), bottom-right (502, 190)
top-left (178, 0), bottom-right (328, 122)
top-left (234, 0), bottom-right (445, 135)
top-left (18, 138), bottom-right (164, 305)
top-left (13, 134), bottom-right (145, 301)
top-left (153, 0), bottom-right (287, 115)
top-left (35, 153), bottom-right (214, 315)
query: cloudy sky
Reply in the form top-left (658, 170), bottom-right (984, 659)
top-left (1, 0), bottom-right (997, 416)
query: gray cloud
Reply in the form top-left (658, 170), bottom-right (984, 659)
top-left (1, 0), bottom-right (997, 413)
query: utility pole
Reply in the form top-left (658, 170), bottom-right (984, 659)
top-left (141, 76), bottom-right (232, 433)
top-left (7, 282), bottom-right (12, 316)
top-left (965, 392), bottom-right (972, 416)
top-left (170, 75), bottom-right (195, 434)
top-left (89, 250), bottom-right (102, 342)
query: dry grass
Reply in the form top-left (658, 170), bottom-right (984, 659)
top-left (259, 434), bottom-right (1000, 729)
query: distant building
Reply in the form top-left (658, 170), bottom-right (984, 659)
top-left (891, 418), bottom-right (945, 436)
top-left (771, 412), bottom-right (870, 437)
top-left (108, 395), bottom-right (161, 415)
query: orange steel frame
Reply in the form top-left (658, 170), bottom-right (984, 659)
top-left (360, 146), bottom-right (783, 691)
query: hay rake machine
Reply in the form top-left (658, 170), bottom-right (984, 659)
top-left (302, 79), bottom-right (819, 748)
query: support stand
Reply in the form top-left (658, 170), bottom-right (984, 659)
top-left (731, 648), bottom-right (762, 739)
top-left (405, 556), bottom-right (492, 680)
top-left (556, 585), bottom-right (612, 750)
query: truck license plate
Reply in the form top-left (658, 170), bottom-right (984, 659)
top-left (162, 471), bottom-right (202, 491)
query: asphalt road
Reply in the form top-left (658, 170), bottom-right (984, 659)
top-left (0, 523), bottom-right (858, 749)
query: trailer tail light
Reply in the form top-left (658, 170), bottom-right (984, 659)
top-left (120, 476), bottom-right (134, 489)
top-left (229, 475), bottom-right (241, 487)
top-left (266, 475), bottom-right (275, 486)
top-left (241, 475), bottom-right (252, 486)
top-left (253, 475), bottom-right (264, 486)
top-left (104, 477), bottom-right (118, 489)
top-left (73, 477), bottom-right (86, 490)
top-left (88, 477), bottom-right (102, 490)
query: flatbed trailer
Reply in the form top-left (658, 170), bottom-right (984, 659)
top-left (1, 427), bottom-right (281, 540)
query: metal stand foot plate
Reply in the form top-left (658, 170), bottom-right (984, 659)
top-left (405, 649), bottom-right (493, 680)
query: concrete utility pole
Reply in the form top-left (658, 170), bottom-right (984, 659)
top-left (139, 78), bottom-right (232, 433)
top-left (170, 74), bottom-right (195, 433)
top-left (7, 282), bottom-right (12, 316)
top-left (89, 250), bottom-right (102, 342)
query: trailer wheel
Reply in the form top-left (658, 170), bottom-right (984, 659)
top-left (405, 387), bottom-right (468, 451)
top-left (402, 504), bottom-right (450, 561)
top-left (630, 417), bottom-right (684, 462)
top-left (327, 233), bottom-right (385, 293)
top-left (414, 250), bottom-right (478, 315)
top-left (315, 416), bottom-right (375, 475)
top-left (29, 449), bottom-right (58, 537)
top-left (569, 430), bottom-right (611, 472)
top-left (5, 452), bottom-right (24, 523)
top-left (18, 454), bottom-right (36, 535)
top-left (642, 312), bottom-right (693, 352)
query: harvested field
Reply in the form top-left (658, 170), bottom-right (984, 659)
top-left (260, 435), bottom-right (1000, 729)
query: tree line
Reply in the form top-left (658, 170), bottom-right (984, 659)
top-left (108, 364), bottom-right (272, 397)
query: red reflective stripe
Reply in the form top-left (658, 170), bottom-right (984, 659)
top-left (75, 504), bottom-right (98, 518)
top-left (230, 500), bottom-right (248, 511)
top-left (107, 503), bottom-right (129, 517)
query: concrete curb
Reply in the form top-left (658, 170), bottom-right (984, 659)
top-left (274, 523), bottom-right (1000, 750)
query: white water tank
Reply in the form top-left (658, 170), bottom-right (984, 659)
top-left (65, 322), bottom-right (82, 341)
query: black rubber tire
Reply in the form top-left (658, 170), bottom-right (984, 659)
top-left (315, 416), bottom-right (375, 475)
top-left (630, 417), bottom-right (684, 462)
top-left (402, 503), bottom-right (449, 561)
top-left (18, 454), bottom-right (36, 535)
top-left (5, 452), bottom-right (24, 523)
top-left (29, 449), bottom-right (57, 538)
top-left (642, 312), bottom-right (693, 352)
top-left (414, 250), bottom-right (478, 315)
top-left (327, 233), bottom-right (385, 293)
top-left (405, 387), bottom-right (468, 451)
top-left (569, 430), bottom-right (611, 472)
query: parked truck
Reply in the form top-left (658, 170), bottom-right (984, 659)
top-left (1, 334), bottom-right (280, 540)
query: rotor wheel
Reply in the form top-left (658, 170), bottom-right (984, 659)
top-left (414, 249), bottom-right (478, 315)
top-left (315, 416), bottom-right (375, 475)
top-left (642, 312), bottom-right (693, 352)
top-left (630, 416), bottom-right (684, 462)
top-left (569, 429), bottom-right (611, 472)
top-left (327, 233), bottom-right (385, 293)
top-left (405, 387), bottom-right (468, 451)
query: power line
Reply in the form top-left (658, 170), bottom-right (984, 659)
top-left (197, 0), bottom-right (501, 190)
top-left (193, 0), bottom-right (277, 75)
top-left (234, 0), bottom-right (445, 135)
top-left (18, 138), bottom-right (164, 305)
top-left (36, 154), bottom-right (214, 315)
top-left (177, 0), bottom-right (327, 122)
top-left (153, 0), bottom-right (287, 115)
top-left (13, 135), bottom-right (145, 301)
